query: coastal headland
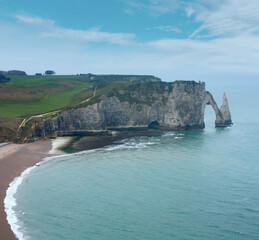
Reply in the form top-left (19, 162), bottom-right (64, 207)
top-left (0, 74), bottom-right (232, 238)
top-left (0, 74), bottom-right (232, 144)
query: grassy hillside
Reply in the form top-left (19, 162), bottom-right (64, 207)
top-left (0, 75), bottom-right (92, 117)
top-left (0, 75), bottom-right (95, 139)
top-left (8, 75), bottom-right (92, 87)
top-left (0, 84), bottom-right (92, 117)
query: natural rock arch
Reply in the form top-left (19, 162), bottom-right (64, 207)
top-left (204, 92), bottom-right (232, 128)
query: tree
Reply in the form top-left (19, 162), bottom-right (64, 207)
top-left (45, 70), bottom-right (56, 75)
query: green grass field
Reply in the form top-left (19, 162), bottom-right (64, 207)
top-left (8, 75), bottom-right (92, 87)
top-left (0, 75), bottom-right (92, 117)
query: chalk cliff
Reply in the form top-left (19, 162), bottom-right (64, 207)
top-left (18, 80), bottom-right (232, 141)
top-left (220, 93), bottom-right (232, 125)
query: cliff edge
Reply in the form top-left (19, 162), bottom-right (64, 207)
top-left (17, 80), bottom-right (232, 142)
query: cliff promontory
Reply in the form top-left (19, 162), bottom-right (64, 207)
top-left (18, 80), bottom-right (232, 142)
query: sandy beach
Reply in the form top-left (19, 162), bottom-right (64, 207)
top-left (0, 140), bottom-right (53, 240)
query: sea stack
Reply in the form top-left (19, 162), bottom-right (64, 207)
top-left (220, 92), bottom-right (232, 126)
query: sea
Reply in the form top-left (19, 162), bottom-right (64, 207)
top-left (5, 81), bottom-right (259, 240)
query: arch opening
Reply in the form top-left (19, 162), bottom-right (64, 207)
top-left (204, 104), bottom-right (217, 129)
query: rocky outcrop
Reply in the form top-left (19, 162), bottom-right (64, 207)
top-left (20, 81), bottom-right (232, 141)
top-left (220, 93), bottom-right (232, 125)
top-left (204, 92), bottom-right (232, 127)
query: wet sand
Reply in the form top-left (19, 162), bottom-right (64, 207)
top-left (0, 140), bottom-right (53, 240)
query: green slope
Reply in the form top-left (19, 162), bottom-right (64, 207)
top-left (0, 75), bottom-right (94, 118)
top-left (0, 84), bottom-right (91, 117)
top-left (8, 75), bottom-right (92, 87)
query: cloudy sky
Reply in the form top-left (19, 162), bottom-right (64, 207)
top-left (1, 0), bottom-right (259, 82)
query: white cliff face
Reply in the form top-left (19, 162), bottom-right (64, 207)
top-left (23, 81), bottom-right (232, 140)
top-left (220, 93), bottom-right (232, 125)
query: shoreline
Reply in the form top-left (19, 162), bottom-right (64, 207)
top-left (0, 139), bottom-right (53, 240)
top-left (0, 130), bottom-right (164, 239)
top-left (62, 129), bottom-right (163, 153)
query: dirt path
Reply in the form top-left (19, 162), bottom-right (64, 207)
top-left (79, 86), bottom-right (97, 104)
top-left (16, 87), bottom-right (97, 134)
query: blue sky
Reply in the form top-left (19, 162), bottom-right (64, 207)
top-left (1, 0), bottom-right (259, 82)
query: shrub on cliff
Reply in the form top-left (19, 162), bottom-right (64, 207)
top-left (0, 127), bottom-right (15, 142)
top-left (0, 75), bottom-right (11, 83)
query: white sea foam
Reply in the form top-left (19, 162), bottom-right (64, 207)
top-left (105, 141), bottom-right (157, 151)
top-left (4, 166), bottom-right (36, 240)
top-left (49, 137), bottom-right (73, 154)
top-left (162, 132), bottom-right (176, 137)
top-left (162, 132), bottom-right (184, 138)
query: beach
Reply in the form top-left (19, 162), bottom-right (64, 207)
top-left (0, 140), bottom-right (53, 240)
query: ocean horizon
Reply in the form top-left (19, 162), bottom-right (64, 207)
top-left (5, 82), bottom-right (259, 240)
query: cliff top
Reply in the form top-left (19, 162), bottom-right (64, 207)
top-left (0, 74), bottom-right (203, 142)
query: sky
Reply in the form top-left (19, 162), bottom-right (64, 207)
top-left (1, 0), bottom-right (259, 83)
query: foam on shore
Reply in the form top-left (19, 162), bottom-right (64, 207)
top-left (49, 137), bottom-right (73, 155)
top-left (4, 166), bottom-right (36, 240)
top-left (4, 153), bottom-right (66, 240)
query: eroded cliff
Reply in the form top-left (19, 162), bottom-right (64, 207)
top-left (18, 80), bottom-right (232, 142)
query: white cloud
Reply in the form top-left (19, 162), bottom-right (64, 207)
top-left (3, 1), bottom-right (259, 81)
top-left (14, 15), bottom-right (135, 45)
top-left (123, 0), bottom-right (259, 39)
top-left (185, 6), bottom-right (195, 18)
top-left (124, 0), bottom-right (179, 16)
top-left (189, 0), bottom-right (259, 38)
top-left (148, 34), bottom-right (259, 75)
top-left (42, 27), bottom-right (135, 45)
top-left (154, 25), bottom-right (181, 33)
top-left (15, 15), bottom-right (54, 26)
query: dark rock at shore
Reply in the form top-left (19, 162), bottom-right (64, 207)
top-left (63, 130), bottom-right (163, 153)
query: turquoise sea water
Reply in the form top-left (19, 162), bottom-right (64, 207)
top-left (12, 82), bottom-right (259, 240)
